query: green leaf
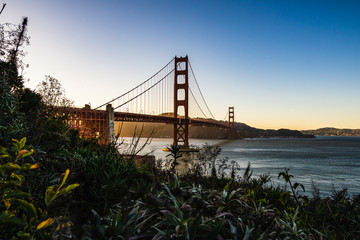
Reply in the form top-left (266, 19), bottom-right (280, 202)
top-left (3, 173), bottom-right (23, 187)
top-left (0, 212), bottom-right (25, 226)
top-left (20, 163), bottom-right (39, 171)
top-left (294, 182), bottom-right (305, 192)
top-left (152, 226), bottom-right (166, 237)
top-left (228, 189), bottom-right (241, 201)
top-left (0, 146), bottom-right (10, 160)
top-left (19, 137), bottom-right (27, 150)
top-left (205, 218), bottom-right (224, 238)
top-left (57, 183), bottom-right (80, 197)
top-left (188, 215), bottom-right (202, 240)
top-left (228, 221), bottom-right (237, 239)
top-left (4, 190), bottom-right (31, 199)
top-left (16, 149), bottom-right (34, 160)
top-left (57, 169), bottom-right (70, 191)
top-left (0, 145), bottom-right (9, 155)
top-left (0, 162), bottom-right (21, 172)
top-left (279, 193), bottom-right (289, 206)
top-left (174, 174), bottom-right (180, 188)
top-left (16, 199), bottom-right (37, 217)
top-left (45, 186), bottom-right (56, 206)
top-left (214, 212), bottom-right (233, 218)
top-left (161, 183), bottom-right (177, 205)
top-left (17, 231), bottom-right (30, 238)
top-left (160, 210), bottom-right (180, 226)
top-left (12, 138), bottom-right (26, 152)
top-left (242, 226), bottom-right (254, 240)
top-left (55, 222), bottom-right (72, 231)
top-left (2, 180), bottom-right (22, 188)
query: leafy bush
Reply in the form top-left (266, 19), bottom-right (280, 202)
top-left (0, 137), bottom-right (79, 239)
top-left (0, 75), bottom-right (26, 146)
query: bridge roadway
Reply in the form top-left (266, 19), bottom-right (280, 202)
top-left (59, 107), bottom-right (230, 129)
top-left (114, 111), bottom-right (229, 129)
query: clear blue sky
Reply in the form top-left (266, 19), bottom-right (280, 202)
top-left (3, 0), bottom-right (360, 130)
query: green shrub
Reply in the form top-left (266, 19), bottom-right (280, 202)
top-left (0, 137), bottom-right (79, 239)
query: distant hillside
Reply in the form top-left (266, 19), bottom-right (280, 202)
top-left (115, 119), bottom-right (314, 139)
top-left (301, 127), bottom-right (360, 136)
top-left (235, 123), bottom-right (314, 138)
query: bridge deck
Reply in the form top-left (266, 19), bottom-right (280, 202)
top-left (58, 107), bottom-right (230, 129)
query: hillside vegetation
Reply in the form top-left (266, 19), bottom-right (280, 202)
top-left (116, 122), bottom-right (314, 139)
top-left (302, 127), bottom-right (360, 136)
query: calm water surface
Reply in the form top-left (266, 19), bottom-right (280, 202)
top-left (123, 136), bottom-right (360, 196)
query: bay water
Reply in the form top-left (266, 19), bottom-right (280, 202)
top-left (121, 136), bottom-right (360, 197)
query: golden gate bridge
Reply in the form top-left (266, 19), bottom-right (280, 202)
top-left (57, 56), bottom-right (235, 149)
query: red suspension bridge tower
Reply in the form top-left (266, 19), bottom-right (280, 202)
top-left (228, 106), bottom-right (236, 139)
top-left (173, 56), bottom-right (189, 148)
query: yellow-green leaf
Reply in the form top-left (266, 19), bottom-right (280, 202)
top-left (7, 173), bottom-right (23, 186)
top-left (19, 137), bottom-right (26, 149)
top-left (0, 212), bottom-right (25, 226)
top-left (17, 150), bottom-right (28, 158)
top-left (21, 163), bottom-right (40, 171)
top-left (16, 149), bottom-right (34, 159)
top-left (17, 231), bottom-right (30, 237)
top-left (45, 186), bottom-right (56, 206)
top-left (4, 200), bottom-right (10, 210)
top-left (4, 190), bottom-right (31, 199)
top-left (36, 218), bottom-right (54, 231)
top-left (30, 163), bottom-right (40, 169)
top-left (0, 146), bottom-right (10, 160)
top-left (55, 222), bottom-right (72, 231)
top-left (12, 138), bottom-right (26, 152)
top-left (0, 162), bottom-right (21, 172)
top-left (57, 169), bottom-right (70, 191)
top-left (16, 199), bottom-right (37, 217)
top-left (58, 183), bottom-right (80, 197)
top-left (0, 146), bottom-right (8, 155)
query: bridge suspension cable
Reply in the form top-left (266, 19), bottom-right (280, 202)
top-left (175, 61), bottom-right (209, 119)
top-left (95, 57), bottom-right (175, 110)
top-left (94, 56), bottom-right (218, 122)
top-left (114, 68), bottom-right (174, 111)
top-left (188, 60), bottom-right (216, 119)
top-left (223, 110), bottom-right (229, 121)
top-left (189, 87), bottom-right (208, 118)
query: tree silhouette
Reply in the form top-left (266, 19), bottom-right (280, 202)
top-left (36, 75), bottom-right (73, 107)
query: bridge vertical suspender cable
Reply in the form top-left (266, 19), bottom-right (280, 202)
top-left (94, 58), bottom-right (175, 110)
top-left (177, 61), bottom-right (208, 119)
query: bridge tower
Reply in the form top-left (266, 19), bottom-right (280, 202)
top-left (173, 56), bottom-right (189, 148)
top-left (228, 106), bottom-right (236, 139)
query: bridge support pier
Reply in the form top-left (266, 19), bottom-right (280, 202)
top-left (106, 104), bottom-right (115, 144)
top-left (173, 56), bottom-right (189, 149)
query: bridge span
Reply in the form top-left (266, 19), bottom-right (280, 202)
top-left (57, 56), bottom-right (236, 148)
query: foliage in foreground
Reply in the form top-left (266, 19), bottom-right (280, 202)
top-left (1, 9), bottom-right (360, 239)
top-left (2, 133), bottom-right (360, 239)
top-left (86, 168), bottom-right (360, 240)
top-left (0, 138), bottom-right (79, 239)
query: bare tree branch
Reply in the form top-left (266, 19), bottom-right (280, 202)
top-left (0, 3), bottom-right (6, 16)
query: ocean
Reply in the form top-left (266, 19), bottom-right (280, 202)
top-left (120, 136), bottom-right (360, 197)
